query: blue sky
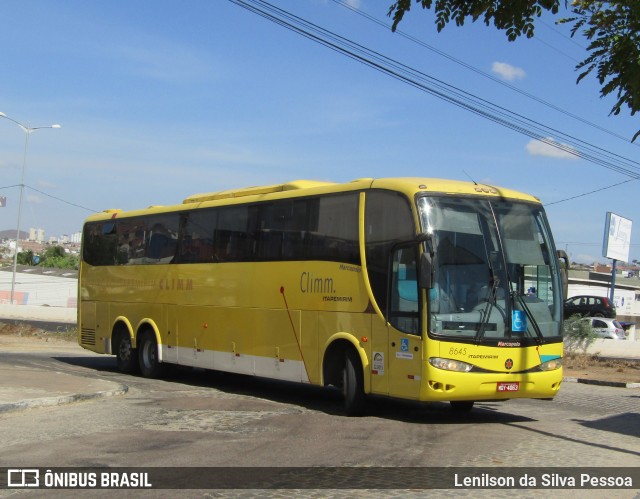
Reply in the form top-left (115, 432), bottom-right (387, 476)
top-left (1, 0), bottom-right (638, 264)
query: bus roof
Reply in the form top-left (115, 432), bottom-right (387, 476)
top-left (85, 177), bottom-right (541, 222)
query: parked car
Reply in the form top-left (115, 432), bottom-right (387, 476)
top-left (563, 295), bottom-right (616, 318)
top-left (579, 317), bottom-right (627, 340)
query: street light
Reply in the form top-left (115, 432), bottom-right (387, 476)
top-left (0, 112), bottom-right (61, 304)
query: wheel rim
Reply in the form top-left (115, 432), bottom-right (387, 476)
top-left (119, 338), bottom-right (131, 362)
top-left (142, 340), bottom-right (154, 369)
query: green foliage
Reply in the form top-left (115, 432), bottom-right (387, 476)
top-left (39, 254), bottom-right (79, 269)
top-left (16, 250), bottom-right (35, 266)
top-left (563, 314), bottom-right (598, 355)
top-left (38, 246), bottom-right (79, 269)
top-left (17, 245), bottom-right (79, 269)
top-left (560, 1), bottom-right (640, 141)
top-left (388, 0), bottom-right (560, 39)
top-left (387, 0), bottom-right (640, 141)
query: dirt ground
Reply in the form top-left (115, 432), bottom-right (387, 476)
top-left (1, 321), bottom-right (639, 384)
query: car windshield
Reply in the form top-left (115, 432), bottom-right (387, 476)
top-left (417, 195), bottom-right (562, 342)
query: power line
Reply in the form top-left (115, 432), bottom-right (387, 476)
top-left (532, 34), bottom-right (581, 63)
top-left (539, 19), bottom-right (586, 50)
top-left (25, 186), bottom-right (98, 213)
top-left (332, 0), bottom-right (638, 146)
top-left (229, 0), bottom-right (640, 180)
top-left (546, 179), bottom-right (635, 205)
top-left (0, 183), bottom-right (98, 213)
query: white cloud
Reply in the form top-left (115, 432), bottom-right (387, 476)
top-left (525, 138), bottom-right (579, 160)
top-left (26, 194), bottom-right (44, 204)
top-left (491, 62), bottom-right (525, 81)
top-left (37, 180), bottom-right (57, 189)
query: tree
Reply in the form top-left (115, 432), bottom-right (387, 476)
top-left (387, 1), bottom-right (640, 141)
top-left (37, 245), bottom-right (79, 270)
top-left (16, 250), bottom-right (35, 266)
top-left (563, 314), bottom-right (597, 355)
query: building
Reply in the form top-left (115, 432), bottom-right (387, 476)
top-left (28, 228), bottom-right (45, 243)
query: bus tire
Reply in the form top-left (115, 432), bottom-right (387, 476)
top-left (343, 349), bottom-right (366, 417)
top-left (450, 401), bottom-right (474, 412)
top-left (115, 331), bottom-right (138, 375)
top-left (138, 330), bottom-right (165, 378)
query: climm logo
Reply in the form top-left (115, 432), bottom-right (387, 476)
top-left (300, 272), bottom-right (335, 294)
top-left (159, 278), bottom-right (193, 291)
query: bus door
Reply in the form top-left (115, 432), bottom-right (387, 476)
top-left (385, 245), bottom-right (423, 400)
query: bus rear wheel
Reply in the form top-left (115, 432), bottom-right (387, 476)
top-left (115, 332), bottom-right (138, 374)
top-left (342, 349), bottom-right (366, 417)
top-left (138, 330), bottom-right (165, 378)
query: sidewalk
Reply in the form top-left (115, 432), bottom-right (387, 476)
top-left (0, 338), bottom-right (128, 414)
top-left (0, 364), bottom-right (128, 414)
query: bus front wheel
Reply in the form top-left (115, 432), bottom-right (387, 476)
top-left (342, 350), bottom-right (366, 417)
top-left (138, 330), bottom-right (165, 378)
top-left (115, 332), bottom-right (138, 375)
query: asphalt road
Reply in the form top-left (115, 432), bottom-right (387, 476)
top-left (0, 346), bottom-right (639, 498)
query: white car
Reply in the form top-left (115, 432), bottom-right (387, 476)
top-left (581, 317), bottom-right (627, 340)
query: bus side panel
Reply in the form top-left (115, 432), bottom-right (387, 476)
top-left (172, 306), bottom-right (309, 383)
top-left (174, 305), bottom-right (217, 369)
top-left (95, 301), bottom-right (112, 354)
top-left (164, 304), bottom-right (178, 363)
top-left (252, 308), bottom-right (307, 383)
top-left (78, 300), bottom-right (99, 352)
top-left (301, 310), bottom-right (320, 385)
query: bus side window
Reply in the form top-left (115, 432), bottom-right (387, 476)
top-left (214, 205), bottom-right (257, 261)
top-left (177, 209), bottom-right (217, 263)
top-left (83, 222), bottom-right (118, 266)
top-left (116, 217), bottom-right (146, 265)
top-left (145, 214), bottom-right (179, 263)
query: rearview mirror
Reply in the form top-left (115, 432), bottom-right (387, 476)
top-left (419, 251), bottom-right (433, 289)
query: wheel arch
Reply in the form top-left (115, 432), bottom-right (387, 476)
top-left (136, 319), bottom-right (163, 363)
top-left (111, 316), bottom-right (134, 352)
top-left (321, 333), bottom-right (370, 393)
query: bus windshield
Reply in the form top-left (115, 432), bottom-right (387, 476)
top-left (417, 195), bottom-right (562, 342)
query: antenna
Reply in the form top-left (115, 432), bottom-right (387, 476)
top-left (463, 170), bottom-right (478, 185)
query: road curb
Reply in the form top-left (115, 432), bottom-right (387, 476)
top-left (0, 384), bottom-right (129, 415)
top-left (562, 376), bottom-right (640, 389)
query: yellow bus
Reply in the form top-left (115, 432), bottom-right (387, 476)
top-left (78, 177), bottom-right (564, 415)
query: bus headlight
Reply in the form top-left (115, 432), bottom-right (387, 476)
top-left (539, 357), bottom-right (563, 371)
top-left (429, 357), bottom-right (473, 372)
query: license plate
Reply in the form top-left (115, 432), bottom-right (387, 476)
top-left (497, 382), bottom-right (520, 392)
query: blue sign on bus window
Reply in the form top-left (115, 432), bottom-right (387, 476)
top-left (512, 310), bottom-right (527, 333)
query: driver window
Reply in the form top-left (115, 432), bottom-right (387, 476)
top-left (390, 246), bottom-right (420, 335)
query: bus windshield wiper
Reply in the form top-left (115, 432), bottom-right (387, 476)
top-left (475, 270), bottom-right (499, 343)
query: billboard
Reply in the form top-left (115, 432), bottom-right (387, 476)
top-left (602, 212), bottom-right (632, 262)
